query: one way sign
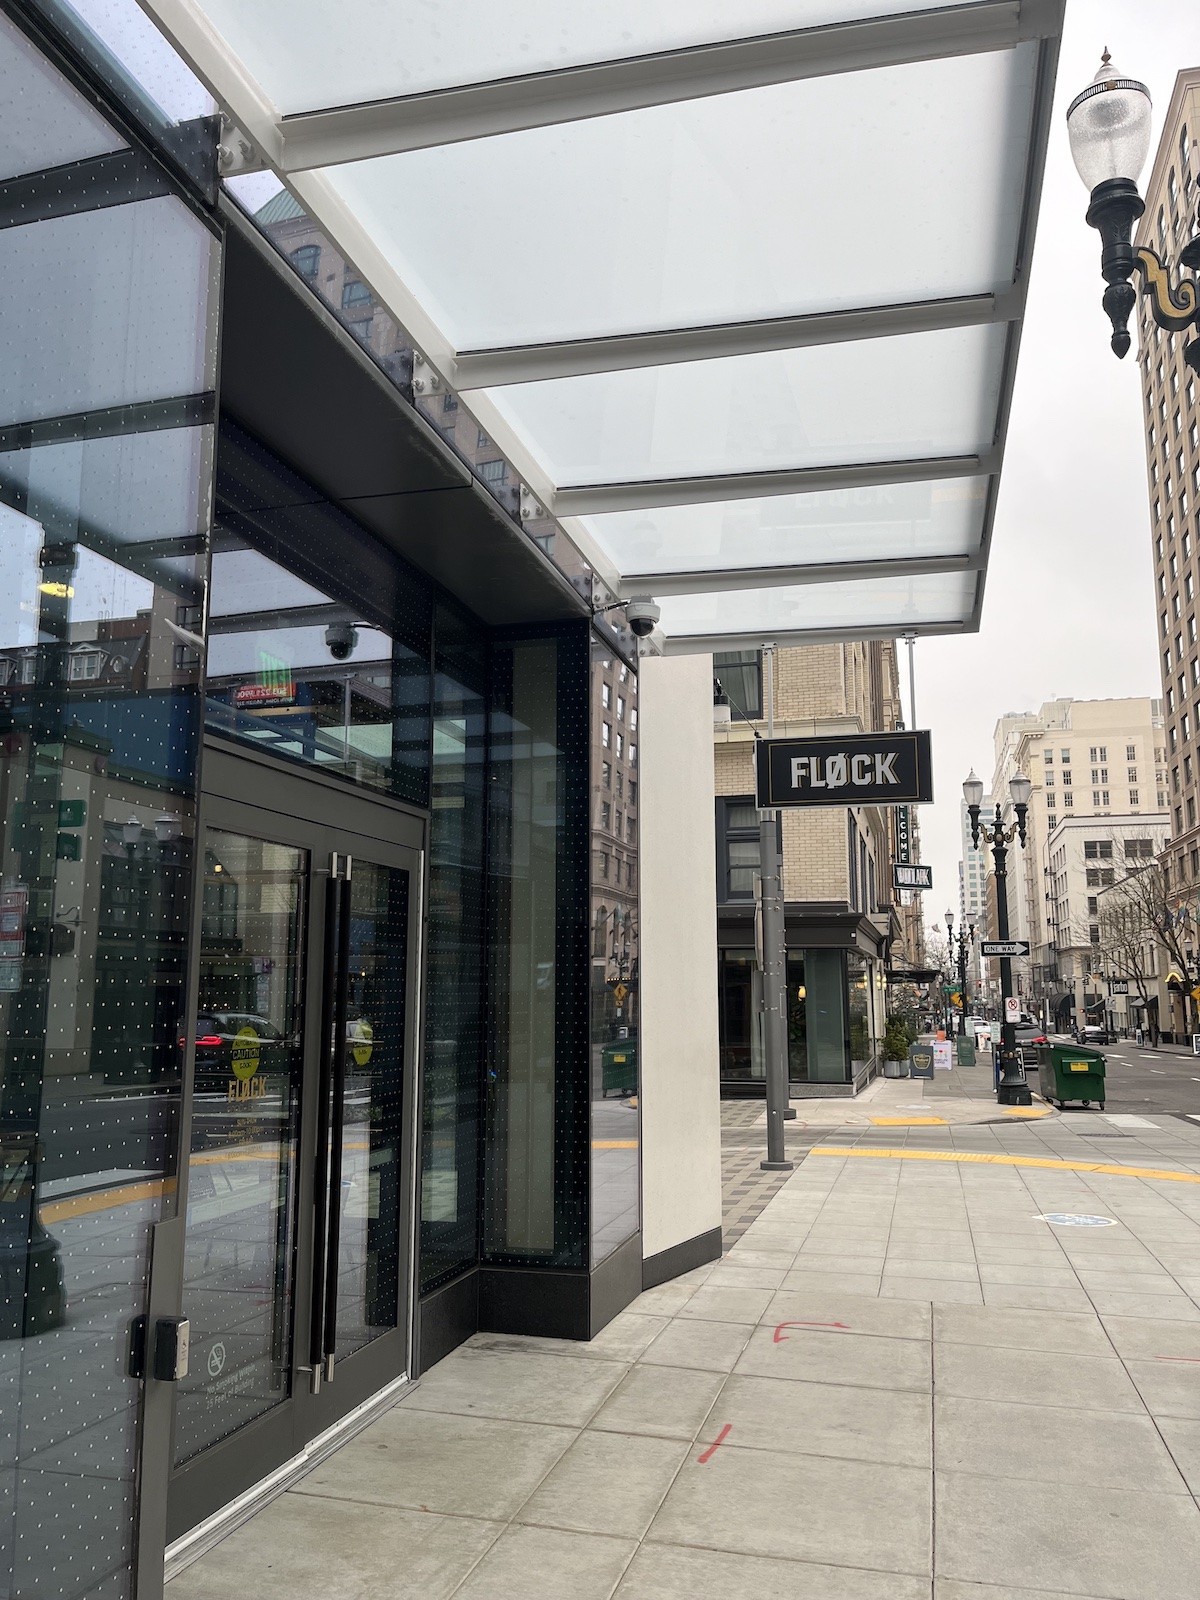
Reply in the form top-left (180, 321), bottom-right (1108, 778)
top-left (980, 940), bottom-right (1030, 957)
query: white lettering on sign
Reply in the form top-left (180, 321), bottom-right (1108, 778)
top-left (789, 752), bottom-right (903, 792)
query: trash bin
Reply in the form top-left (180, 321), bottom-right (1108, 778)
top-left (601, 1039), bottom-right (637, 1097)
top-left (1036, 1043), bottom-right (1105, 1110)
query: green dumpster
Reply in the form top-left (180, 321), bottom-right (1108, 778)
top-left (1036, 1043), bottom-right (1105, 1110)
top-left (601, 1039), bottom-right (637, 1097)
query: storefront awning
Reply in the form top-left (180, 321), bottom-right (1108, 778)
top-left (142, 0), bottom-right (1064, 650)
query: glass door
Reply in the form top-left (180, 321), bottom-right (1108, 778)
top-left (167, 779), bottom-right (421, 1539)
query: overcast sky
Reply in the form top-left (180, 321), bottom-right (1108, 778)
top-left (915, 0), bottom-right (1200, 937)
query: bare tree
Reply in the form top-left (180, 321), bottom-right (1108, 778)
top-left (1094, 887), bottom-right (1156, 1009)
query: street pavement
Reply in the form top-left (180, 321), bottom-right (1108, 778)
top-left (170, 1066), bottom-right (1200, 1600)
top-left (1079, 1035), bottom-right (1200, 1118)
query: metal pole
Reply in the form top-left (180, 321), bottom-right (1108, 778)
top-left (904, 632), bottom-right (917, 730)
top-left (993, 825), bottom-right (1033, 1106)
top-left (759, 643), bottom-right (793, 1171)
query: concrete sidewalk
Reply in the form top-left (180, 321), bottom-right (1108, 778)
top-left (171, 1119), bottom-right (1200, 1600)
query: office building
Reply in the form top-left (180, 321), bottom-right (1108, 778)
top-left (1134, 70), bottom-right (1200, 993)
top-left (712, 641), bottom-right (915, 1095)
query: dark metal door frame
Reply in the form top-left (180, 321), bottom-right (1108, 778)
top-left (161, 748), bottom-right (425, 1545)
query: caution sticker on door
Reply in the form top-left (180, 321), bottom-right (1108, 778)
top-left (231, 1025), bottom-right (261, 1081)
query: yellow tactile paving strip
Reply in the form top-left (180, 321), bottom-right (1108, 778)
top-left (810, 1145), bottom-right (1200, 1184)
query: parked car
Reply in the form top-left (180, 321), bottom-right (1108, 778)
top-left (1014, 1023), bottom-right (1047, 1067)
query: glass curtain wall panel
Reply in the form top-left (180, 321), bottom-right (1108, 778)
top-left (322, 46), bottom-right (1034, 348)
top-left (585, 478), bottom-right (989, 582)
top-left (0, 13), bottom-right (219, 1595)
top-left (804, 949), bottom-right (850, 1082)
top-left (420, 604), bottom-right (488, 1292)
top-left (588, 636), bottom-right (639, 1264)
top-left (484, 627), bottom-right (589, 1266)
top-left (207, 421), bottom-right (434, 810)
top-left (192, 0), bottom-right (974, 110)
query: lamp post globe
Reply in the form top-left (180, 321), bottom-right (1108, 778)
top-left (1066, 52), bottom-right (1152, 193)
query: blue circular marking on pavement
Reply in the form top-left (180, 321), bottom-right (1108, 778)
top-left (1035, 1213), bottom-right (1118, 1227)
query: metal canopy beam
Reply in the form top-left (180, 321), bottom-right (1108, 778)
top-left (452, 289), bottom-right (1020, 388)
top-left (552, 452), bottom-right (996, 518)
top-left (276, 0), bottom-right (1062, 170)
top-left (661, 618), bottom-right (970, 654)
top-left (620, 550), bottom-right (983, 598)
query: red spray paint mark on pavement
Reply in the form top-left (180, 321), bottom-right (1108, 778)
top-left (697, 1424), bottom-right (732, 1464)
top-left (773, 1320), bottom-right (850, 1343)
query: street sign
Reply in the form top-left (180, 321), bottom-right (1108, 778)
top-left (981, 940), bottom-right (1030, 957)
top-left (892, 863), bottom-right (932, 891)
top-left (1004, 996), bottom-right (1021, 1023)
top-left (1108, 979), bottom-right (1129, 995)
top-left (755, 730), bottom-right (933, 808)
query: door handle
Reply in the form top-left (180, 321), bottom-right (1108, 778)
top-left (322, 866), bottom-right (353, 1382)
top-left (308, 871), bottom-right (340, 1394)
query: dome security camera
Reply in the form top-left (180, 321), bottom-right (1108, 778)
top-left (325, 622), bottom-right (359, 661)
top-left (624, 598), bottom-right (661, 638)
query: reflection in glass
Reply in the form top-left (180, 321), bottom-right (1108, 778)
top-left (206, 422), bottom-right (432, 808)
top-left (717, 949), bottom-right (763, 1084)
top-left (0, 19), bottom-right (217, 1590)
top-left (589, 638), bottom-right (639, 1263)
top-left (174, 833), bottom-right (306, 1464)
top-left (420, 608), bottom-right (486, 1291)
top-left (333, 862), bottom-right (408, 1359)
top-left (484, 630), bottom-right (589, 1268)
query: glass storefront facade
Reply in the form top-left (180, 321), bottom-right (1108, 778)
top-left (1, 12), bottom-right (219, 1594)
top-left (1, 7), bottom-right (642, 1595)
top-left (717, 943), bottom-right (883, 1091)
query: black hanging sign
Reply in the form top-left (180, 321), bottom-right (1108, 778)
top-left (755, 730), bottom-right (933, 809)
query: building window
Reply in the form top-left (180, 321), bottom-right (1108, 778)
top-left (615, 732), bottom-right (624, 759)
top-left (341, 278), bottom-right (371, 310)
top-left (713, 650), bottom-right (763, 719)
top-left (1062, 769), bottom-right (1072, 785)
top-left (616, 695), bottom-right (625, 721)
top-left (602, 761), bottom-right (611, 787)
top-left (479, 459), bottom-right (507, 483)
top-left (721, 799), bottom-right (762, 900)
top-left (1061, 749), bottom-right (1070, 762)
top-left (290, 244), bottom-right (320, 279)
top-left (601, 682), bottom-right (610, 709)
top-left (1044, 770), bottom-right (1054, 786)
top-left (1130, 789), bottom-right (1140, 807)
top-left (601, 722), bottom-right (611, 748)
top-left (1064, 793), bottom-right (1074, 807)
top-left (441, 391), bottom-right (458, 414)
top-left (1044, 749), bottom-right (1053, 763)
top-left (1127, 766), bottom-right (1138, 782)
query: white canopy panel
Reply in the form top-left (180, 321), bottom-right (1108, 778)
top-left (141, 0), bottom-right (1064, 648)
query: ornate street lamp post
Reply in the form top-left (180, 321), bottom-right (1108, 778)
top-left (1067, 51), bottom-right (1200, 370)
top-left (944, 907), bottom-right (975, 1036)
top-left (964, 769), bottom-right (1033, 1106)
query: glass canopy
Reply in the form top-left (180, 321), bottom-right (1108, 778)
top-left (136, 0), bottom-right (1063, 649)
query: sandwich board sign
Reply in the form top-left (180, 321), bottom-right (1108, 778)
top-left (908, 1042), bottom-right (935, 1079)
top-left (756, 730), bottom-right (933, 808)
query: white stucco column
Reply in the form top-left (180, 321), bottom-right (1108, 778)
top-left (637, 652), bottom-right (723, 1284)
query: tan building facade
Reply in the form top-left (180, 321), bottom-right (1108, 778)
top-left (986, 697), bottom-right (1167, 1017)
top-left (712, 640), bottom-right (920, 1095)
top-left (1135, 70), bottom-right (1200, 938)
